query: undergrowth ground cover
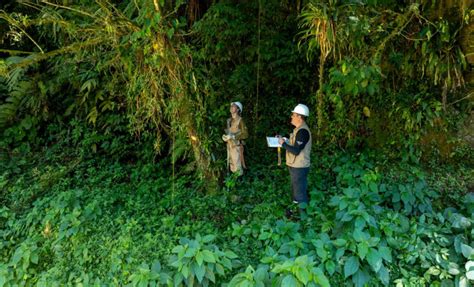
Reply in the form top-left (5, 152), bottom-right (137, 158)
top-left (1, 147), bottom-right (473, 286)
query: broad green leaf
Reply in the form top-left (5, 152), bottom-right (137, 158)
top-left (344, 256), bottom-right (360, 278)
top-left (138, 262), bottom-right (149, 273)
top-left (353, 229), bottom-right (369, 242)
top-left (340, 200), bottom-right (349, 210)
top-left (379, 246), bottom-right (392, 263)
top-left (377, 265), bottom-right (390, 286)
top-left (341, 212), bottom-right (353, 222)
top-left (206, 268), bottom-right (216, 283)
top-left (295, 266), bottom-right (310, 285)
top-left (357, 242), bottom-right (369, 260)
top-left (361, 79), bottom-right (369, 88)
top-left (181, 265), bottom-right (190, 278)
top-left (11, 247), bottom-right (23, 265)
top-left (367, 248), bottom-right (383, 272)
top-left (215, 264), bottom-right (225, 275)
top-left (281, 274), bottom-right (298, 287)
top-left (466, 261), bottom-right (474, 280)
top-left (461, 244), bottom-right (474, 259)
top-left (254, 266), bottom-right (268, 282)
top-left (202, 235), bottom-right (215, 243)
top-left (368, 84), bottom-right (375, 96)
top-left (368, 237), bottom-right (381, 247)
top-left (458, 275), bottom-right (469, 287)
top-left (221, 257), bottom-right (233, 269)
top-left (398, 184), bottom-right (406, 193)
top-left (169, 258), bottom-right (180, 268)
top-left (333, 238), bottom-right (347, 247)
top-left (369, 182), bottom-right (377, 193)
top-left (336, 248), bottom-right (345, 261)
top-left (315, 244), bottom-right (328, 260)
top-left (187, 274), bottom-right (195, 286)
top-left (353, 268), bottom-right (370, 287)
top-left (313, 268), bottom-right (330, 287)
top-left (184, 247), bottom-right (196, 258)
top-left (325, 260), bottom-right (336, 275)
top-left (174, 273), bottom-right (184, 287)
top-left (30, 252), bottom-right (39, 264)
top-left (426, 266), bottom-right (441, 276)
top-left (202, 250), bottom-right (216, 263)
top-left (225, 250), bottom-right (238, 259)
top-left (401, 191), bottom-right (410, 204)
top-left (448, 262), bottom-right (460, 275)
top-left (167, 27), bottom-right (175, 39)
top-left (329, 196), bottom-right (340, 206)
top-left (295, 255), bottom-right (309, 265)
top-left (196, 251), bottom-right (204, 266)
top-left (194, 263), bottom-right (206, 283)
top-left (355, 217), bottom-right (366, 230)
top-left (151, 261), bottom-right (161, 273)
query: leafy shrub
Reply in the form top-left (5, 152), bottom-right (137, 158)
top-left (271, 255), bottom-right (330, 287)
top-left (227, 265), bottom-right (271, 287)
top-left (168, 234), bottom-right (239, 286)
top-left (127, 261), bottom-right (172, 287)
top-left (228, 256), bottom-right (330, 287)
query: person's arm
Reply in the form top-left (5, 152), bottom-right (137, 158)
top-left (282, 129), bottom-right (309, 155)
top-left (224, 118), bottom-right (229, 135)
top-left (235, 119), bottom-right (248, 140)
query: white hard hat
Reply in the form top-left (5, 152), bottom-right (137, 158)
top-left (231, 101), bottom-right (243, 112)
top-left (292, 104), bottom-right (309, 117)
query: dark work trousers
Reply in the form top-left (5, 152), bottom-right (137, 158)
top-left (288, 166), bottom-right (309, 203)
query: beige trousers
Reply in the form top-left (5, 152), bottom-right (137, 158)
top-left (227, 141), bottom-right (243, 175)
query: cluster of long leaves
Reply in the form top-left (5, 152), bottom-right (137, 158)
top-left (298, 0), bottom-right (470, 147)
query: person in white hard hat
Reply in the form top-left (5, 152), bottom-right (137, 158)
top-left (278, 104), bottom-right (312, 214)
top-left (222, 101), bottom-right (248, 176)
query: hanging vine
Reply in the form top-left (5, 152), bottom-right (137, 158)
top-left (0, 0), bottom-right (218, 188)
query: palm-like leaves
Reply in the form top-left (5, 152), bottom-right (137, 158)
top-left (1, 0), bottom-right (218, 186)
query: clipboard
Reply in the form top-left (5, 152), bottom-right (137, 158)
top-left (266, 136), bottom-right (282, 148)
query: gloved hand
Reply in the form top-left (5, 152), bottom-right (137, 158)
top-left (222, 134), bottom-right (230, 142)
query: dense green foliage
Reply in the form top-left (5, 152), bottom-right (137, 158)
top-left (1, 0), bottom-right (473, 286)
top-left (1, 147), bottom-right (473, 286)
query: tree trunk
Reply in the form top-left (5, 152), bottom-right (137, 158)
top-left (316, 54), bottom-right (326, 135)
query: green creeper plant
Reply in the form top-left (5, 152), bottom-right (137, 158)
top-left (271, 255), bottom-right (330, 287)
top-left (168, 234), bottom-right (239, 286)
top-left (127, 261), bottom-right (172, 287)
top-left (227, 265), bottom-right (271, 287)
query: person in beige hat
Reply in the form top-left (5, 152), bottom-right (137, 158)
top-left (222, 102), bottom-right (248, 176)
